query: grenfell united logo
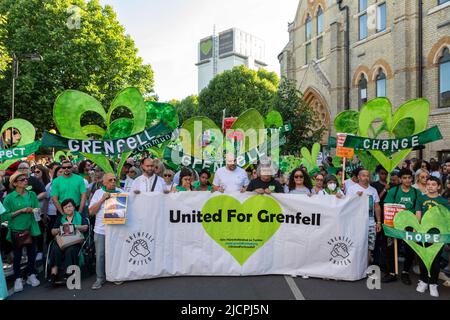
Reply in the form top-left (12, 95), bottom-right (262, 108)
top-left (328, 236), bottom-right (353, 266)
top-left (126, 232), bottom-right (154, 265)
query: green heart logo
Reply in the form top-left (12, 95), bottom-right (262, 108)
top-left (53, 87), bottom-right (146, 174)
top-left (201, 40), bottom-right (213, 56)
top-left (394, 206), bottom-right (450, 274)
top-left (202, 195), bottom-right (282, 265)
top-left (301, 143), bottom-right (320, 174)
top-left (359, 98), bottom-right (429, 173)
top-left (0, 119), bottom-right (36, 170)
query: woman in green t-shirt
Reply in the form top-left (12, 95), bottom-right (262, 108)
top-left (193, 169), bottom-right (213, 192)
top-left (1, 172), bottom-right (41, 293)
top-left (415, 176), bottom-right (450, 298)
top-left (172, 169), bottom-right (193, 192)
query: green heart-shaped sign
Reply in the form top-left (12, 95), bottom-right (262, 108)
top-left (201, 40), bottom-right (213, 56)
top-left (394, 206), bottom-right (450, 275)
top-left (202, 195), bottom-right (282, 265)
top-left (0, 119), bottom-right (36, 170)
top-left (359, 98), bottom-right (429, 173)
top-left (301, 143), bottom-right (320, 174)
top-left (53, 87), bottom-right (146, 174)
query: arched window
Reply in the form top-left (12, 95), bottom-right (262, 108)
top-left (317, 7), bottom-right (324, 34)
top-left (358, 74), bottom-right (368, 108)
top-left (305, 14), bottom-right (312, 41)
top-left (376, 69), bottom-right (386, 97)
top-left (439, 47), bottom-right (450, 108)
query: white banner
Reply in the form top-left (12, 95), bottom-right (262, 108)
top-left (106, 193), bottom-right (369, 282)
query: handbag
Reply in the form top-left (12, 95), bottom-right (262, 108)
top-left (12, 230), bottom-right (32, 248)
top-left (56, 230), bottom-right (84, 250)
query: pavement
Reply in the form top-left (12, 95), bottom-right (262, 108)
top-left (6, 271), bottom-right (450, 300)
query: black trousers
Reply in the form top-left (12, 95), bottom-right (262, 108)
top-left (419, 248), bottom-right (443, 285)
top-left (12, 235), bottom-right (37, 280)
top-left (49, 243), bottom-right (81, 274)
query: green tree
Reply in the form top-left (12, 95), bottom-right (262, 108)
top-left (273, 78), bottom-right (327, 155)
top-left (0, 0), bottom-right (154, 133)
top-left (0, 14), bottom-right (9, 79)
top-left (198, 65), bottom-right (278, 126)
top-left (172, 95), bottom-right (199, 125)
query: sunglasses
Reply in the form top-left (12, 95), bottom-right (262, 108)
top-left (164, 174), bottom-right (173, 177)
top-left (294, 175), bottom-right (304, 179)
top-left (17, 177), bottom-right (28, 182)
top-left (34, 170), bottom-right (41, 174)
top-left (62, 166), bottom-right (72, 169)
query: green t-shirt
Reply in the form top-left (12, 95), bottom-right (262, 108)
top-left (1, 190), bottom-right (41, 240)
top-left (51, 174), bottom-right (87, 206)
top-left (384, 186), bottom-right (419, 212)
top-left (193, 181), bottom-right (212, 191)
top-left (416, 194), bottom-right (450, 215)
top-left (176, 185), bottom-right (190, 192)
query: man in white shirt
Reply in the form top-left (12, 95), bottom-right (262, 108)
top-left (213, 154), bottom-right (249, 193)
top-left (346, 169), bottom-right (382, 265)
top-left (130, 158), bottom-right (165, 194)
top-left (89, 173), bottom-right (123, 290)
top-left (344, 167), bottom-right (362, 194)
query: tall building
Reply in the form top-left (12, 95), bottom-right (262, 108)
top-left (197, 28), bottom-right (267, 92)
top-left (279, 0), bottom-right (450, 161)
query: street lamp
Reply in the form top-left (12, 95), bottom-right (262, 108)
top-left (11, 52), bottom-right (43, 120)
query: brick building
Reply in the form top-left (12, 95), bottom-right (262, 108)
top-left (279, 0), bottom-right (450, 161)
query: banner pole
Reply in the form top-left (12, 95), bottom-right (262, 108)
top-left (394, 238), bottom-right (399, 275)
top-left (342, 157), bottom-right (346, 187)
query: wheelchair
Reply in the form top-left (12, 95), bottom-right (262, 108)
top-left (44, 215), bottom-right (95, 283)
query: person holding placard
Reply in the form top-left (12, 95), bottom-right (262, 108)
top-left (415, 176), bottom-right (450, 298)
top-left (382, 169), bottom-right (419, 285)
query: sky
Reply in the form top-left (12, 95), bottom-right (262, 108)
top-left (99, 0), bottom-right (299, 102)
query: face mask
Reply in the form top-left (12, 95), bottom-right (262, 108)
top-left (328, 183), bottom-right (337, 191)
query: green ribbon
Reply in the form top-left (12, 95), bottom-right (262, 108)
top-left (383, 225), bottom-right (450, 244)
top-left (0, 140), bottom-right (41, 162)
top-left (342, 126), bottom-right (442, 151)
top-left (41, 123), bottom-right (173, 156)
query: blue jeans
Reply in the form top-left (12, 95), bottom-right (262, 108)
top-left (94, 233), bottom-right (105, 282)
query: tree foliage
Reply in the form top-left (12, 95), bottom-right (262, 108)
top-left (198, 65), bottom-right (278, 126)
top-left (0, 14), bottom-right (9, 79)
top-left (171, 95), bottom-right (199, 125)
top-left (273, 78), bottom-right (327, 155)
top-left (0, 0), bottom-right (154, 133)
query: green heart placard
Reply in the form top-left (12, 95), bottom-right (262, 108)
top-left (202, 195), bottom-right (282, 265)
top-left (201, 39), bottom-right (213, 56)
top-left (53, 87), bottom-right (146, 175)
top-left (394, 206), bottom-right (450, 275)
top-left (359, 98), bottom-right (429, 173)
top-left (0, 119), bottom-right (36, 170)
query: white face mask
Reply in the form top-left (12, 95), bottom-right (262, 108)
top-left (328, 183), bottom-right (337, 191)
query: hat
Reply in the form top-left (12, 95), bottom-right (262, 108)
top-left (9, 171), bottom-right (28, 187)
top-left (324, 175), bottom-right (338, 185)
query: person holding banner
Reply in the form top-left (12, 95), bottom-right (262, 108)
top-left (415, 176), bottom-right (450, 297)
top-left (193, 169), bottom-right (213, 192)
top-left (288, 168), bottom-right (313, 195)
top-left (382, 169), bottom-right (419, 285)
top-left (213, 154), bottom-right (249, 194)
top-left (318, 175), bottom-right (344, 198)
top-left (246, 164), bottom-right (284, 194)
top-left (172, 169), bottom-right (193, 192)
top-left (346, 169), bottom-right (382, 264)
top-left (89, 173), bottom-right (123, 290)
top-left (131, 158), bottom-right (165, 194)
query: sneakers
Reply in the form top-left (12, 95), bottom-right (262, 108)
top-left (14, 278), bottom-right (24, 293)
top-left (35, 252), bottom-right (43, 262)
top-left (91, 279), bottom-right (105, 290)
top-left (381, 273), bottom-right (397, 283)
top-left (401, 272), bottom-right (412, 285)
top-left (416, 280), bottom-right (428, 293)
top-left (26, 274), bottom-right (40, 287)
top-left (429, 284), bottom-right (439, 298)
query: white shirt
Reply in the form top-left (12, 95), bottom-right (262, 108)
top-left (213, 166), bottom-right (249, 193)
top-left (347, 183), bottom-right (380, 223)
top-left (90, 187), bottom-right (124, 235)
top-left (344, 179), bottom-right (357, 194)
top-left (121, 176), bottom-right (135, 193)
top-left (45, 182), bottom-right (57, 216)
top-left (130, 174), bottom-right (165, 193)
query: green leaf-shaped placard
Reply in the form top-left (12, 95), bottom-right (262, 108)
top-left (359, 98), bottom-right (429, 173)
top-left (0, 119), bottom-right (36, 170)
top-left (265, 110), bottom-right (284, 129)
top-left (181, 116), bottom-right (223, 160)
top-left (394, 206), bottom-right (450, 276)
top-left (53, 88), bottom-right (147, 174)
top-left (230, 108), bottom-right (266, 154)
top-left (334, 110), bottom-right (359, 135)
top-left (300, 143), bottom-right (321, 174)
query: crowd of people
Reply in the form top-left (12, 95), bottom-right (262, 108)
top-left (0, 154), bottom-right (449, 297)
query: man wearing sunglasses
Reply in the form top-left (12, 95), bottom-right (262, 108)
top-left (51, 160), bottom-right (87, 215)
top-left (89, 173), bottom-right (123, 290)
